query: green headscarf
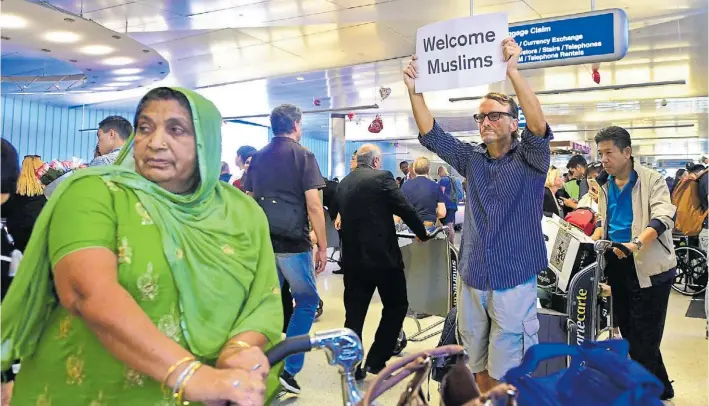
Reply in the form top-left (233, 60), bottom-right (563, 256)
top-left (1, 87), bottom-right (282, 381)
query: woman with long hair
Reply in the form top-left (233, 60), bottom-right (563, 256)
top-left (3, 155), bottom-right (47, 252)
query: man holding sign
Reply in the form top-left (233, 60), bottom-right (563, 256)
top-left (403, 37), bottom-right (551, 392)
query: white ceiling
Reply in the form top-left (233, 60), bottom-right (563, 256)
top-left (6, 0), bottom-right (708, 153)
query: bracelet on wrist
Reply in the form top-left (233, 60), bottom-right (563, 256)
top-left (162, 356), bottom-right (195, 390)
top-left (175, 361), bottom-right (203, 406)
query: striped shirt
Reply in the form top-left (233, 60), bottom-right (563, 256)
top-left (419, 120), bottom-right (552, 290)
top-left (88, 147), bottom-right (122, 167)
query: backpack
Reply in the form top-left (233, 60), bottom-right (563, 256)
top-left (431, 307), bottom-right (460, 382)
top-left (564, 208), bottom-right (597, 236)
top-left (446, 176), bottom-right (462, 205)
top-left (672, 168), bottom-right (709, 236)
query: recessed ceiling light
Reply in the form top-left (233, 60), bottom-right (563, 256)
top-left (296, 76), bottom-right (305, 81)
top-left (64, 18), bottom-right (75, 23)
top-left (102, 57), bottom-right (135, 66)
top-left (1, 36), bottom-right (9, 40)
top-left (69, 59), bottom-right (78, 63)
top-left (1, 15), bottom-right (27, 29)
top-left (80, 45), bottom-right (114, 55)
top-left (113, 68), bottom-right (142, 75)
top-left (114, 76), bottom-right (141, 81)
top-left (43, 31), bottom-right (81, 43)
top-left (41, 48), bottom-right (51, 52)
top-left (112, 35), bottom-right (121, 39)
top-left (142, 49), bottom-right (150, 53)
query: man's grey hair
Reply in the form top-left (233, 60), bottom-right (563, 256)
top-left (356, 144), bottom-right (382, 166)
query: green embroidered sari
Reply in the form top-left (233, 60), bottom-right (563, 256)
top-left (1, 88), bottom-right (284, 405)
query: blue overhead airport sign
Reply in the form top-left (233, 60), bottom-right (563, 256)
top-left (509, 9), bottom-right (629, 70)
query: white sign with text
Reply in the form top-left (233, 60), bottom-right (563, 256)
top-left (415, 13), bottom-right (509, 93)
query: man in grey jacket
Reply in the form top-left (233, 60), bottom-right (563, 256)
top-left (594, 126), bottom-right (677, 400)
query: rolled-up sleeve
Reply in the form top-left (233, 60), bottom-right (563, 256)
top-left (519, 124), bottom-right (553, 174)
top-left (648, 175), bottom-right (676, 234)
top-left (228, 210), bottom-right (283, 343)
top-left (418, 120), bottom-right (476, 179)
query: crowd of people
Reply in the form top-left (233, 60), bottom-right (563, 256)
top-left (1, 37), bottom-right (706, 405)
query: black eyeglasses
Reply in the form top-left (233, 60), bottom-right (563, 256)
top-left (473, 112), bottom-right (516, 123)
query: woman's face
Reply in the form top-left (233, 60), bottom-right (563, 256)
top-left (554, 175), bottom-right (564, 188)
top-left (133, 99), bottom-right (198, 194)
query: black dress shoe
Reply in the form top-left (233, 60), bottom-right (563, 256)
top-left (333, 268), bottom-right (344, 275)
top-left (660, 381), bottom-right (675, 400)
top-left (354, 364), bottom-right (385, 381)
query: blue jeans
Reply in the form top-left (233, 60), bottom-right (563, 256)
top-left (275, 251), bottom-right (320, 376)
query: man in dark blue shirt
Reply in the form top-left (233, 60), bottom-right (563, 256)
top-left (401, 157), bottom-right (446, 228)
top-left (403, 37), bottom-right (550, 392)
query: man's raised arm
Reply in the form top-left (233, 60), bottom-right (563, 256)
top-left (404, 56), bottom-right (474, 178)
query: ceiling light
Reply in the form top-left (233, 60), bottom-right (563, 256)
top-left (296, 76), bottom-right (305, 81)
top-left (1, 15), bottom-right (27, 29)
top-left (81, 45), bottom-right (114, 55)
top-left (102, 57), bottom-right (135, 66)
top-left (103, 82), bottom-right (131, 87)
top-left (114, 76), bottom-right (141, 81)
top-left (43, 31), bottom-right (81, 43)
top-left (113, 68), bottom-right (142, 75)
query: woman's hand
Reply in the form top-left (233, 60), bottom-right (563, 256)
top-left (217, 346), bottom-right (270, 380)
top-left (185, 365), bottom-right (266, 406)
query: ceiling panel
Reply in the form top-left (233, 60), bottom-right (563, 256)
top-left (235, 23), bottom-right (363, 42)
top-left (151, 28), bottom-right (266, 60)
top-left (79, 2), bottom-right (185, 31)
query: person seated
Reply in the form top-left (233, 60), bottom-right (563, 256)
top-left (400, 157), bottom-right (446, 232)
top-left (1, 87), bottom-right (283, 405)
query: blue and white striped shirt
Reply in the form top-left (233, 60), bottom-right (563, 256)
top-left (419, 120), bottom-right (552, 290)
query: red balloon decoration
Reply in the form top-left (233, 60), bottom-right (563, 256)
top-left (368, 115), bottom-right (383, 133)
top-left (347, 112), bottom-right (355, 121)
top-left (313, 98), bottom-right (321, 106)
top-left (592, 70), bottom-right (601, 84)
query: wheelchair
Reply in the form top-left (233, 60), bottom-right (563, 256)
top-left (671, 231), bottom-right (708, 296)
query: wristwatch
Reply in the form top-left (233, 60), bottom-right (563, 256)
top-left (631, 237), bottom-right (643, 251)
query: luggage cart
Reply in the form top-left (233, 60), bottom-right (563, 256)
top-left (397, 228), bottom-right (458, 342)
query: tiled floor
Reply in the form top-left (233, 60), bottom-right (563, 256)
top-left (274, 249), bottom-right (708, 406)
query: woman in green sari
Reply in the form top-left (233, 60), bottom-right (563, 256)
top-left (1, 87), bottom-right (283, 405)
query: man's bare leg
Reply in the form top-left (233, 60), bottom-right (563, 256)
top-left (475, 370), bottom-right (500, 393)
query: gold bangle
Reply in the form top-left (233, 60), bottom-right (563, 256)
top-left (162, 356), bottom-right (195, 391)
top-left (225, 340), bottom-right (251, 352)
top-left (175, 361), bottom-right (202, 406)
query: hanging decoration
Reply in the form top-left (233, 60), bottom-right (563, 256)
top-left (313, 98), bottom-right (321, 106)
top-left (368, 115), bottom-right (384, 133)
top-left (347, 112), bottom-right (355, 121)
top-left (379, 86), bottom-right (392, 101)
top-left (591, 63), bottom-right (601, 85)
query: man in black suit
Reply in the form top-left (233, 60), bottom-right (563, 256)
top-left (336, 144), bottom-right (430, 379)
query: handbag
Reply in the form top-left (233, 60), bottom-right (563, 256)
top-left (255, 195), bottom-right (307, 240)
top-left (564, 208), bottom-right (597, 236)
top-left (360, 345), bottom-right (517, 406)
top-left (503, 340), bottom-right (664, 406)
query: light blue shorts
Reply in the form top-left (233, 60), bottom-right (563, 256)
top-left (456, 276), bottom-right (539, 380)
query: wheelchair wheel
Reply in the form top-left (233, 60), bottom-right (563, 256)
top-left (672, 246), bottom-right (708, 296)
